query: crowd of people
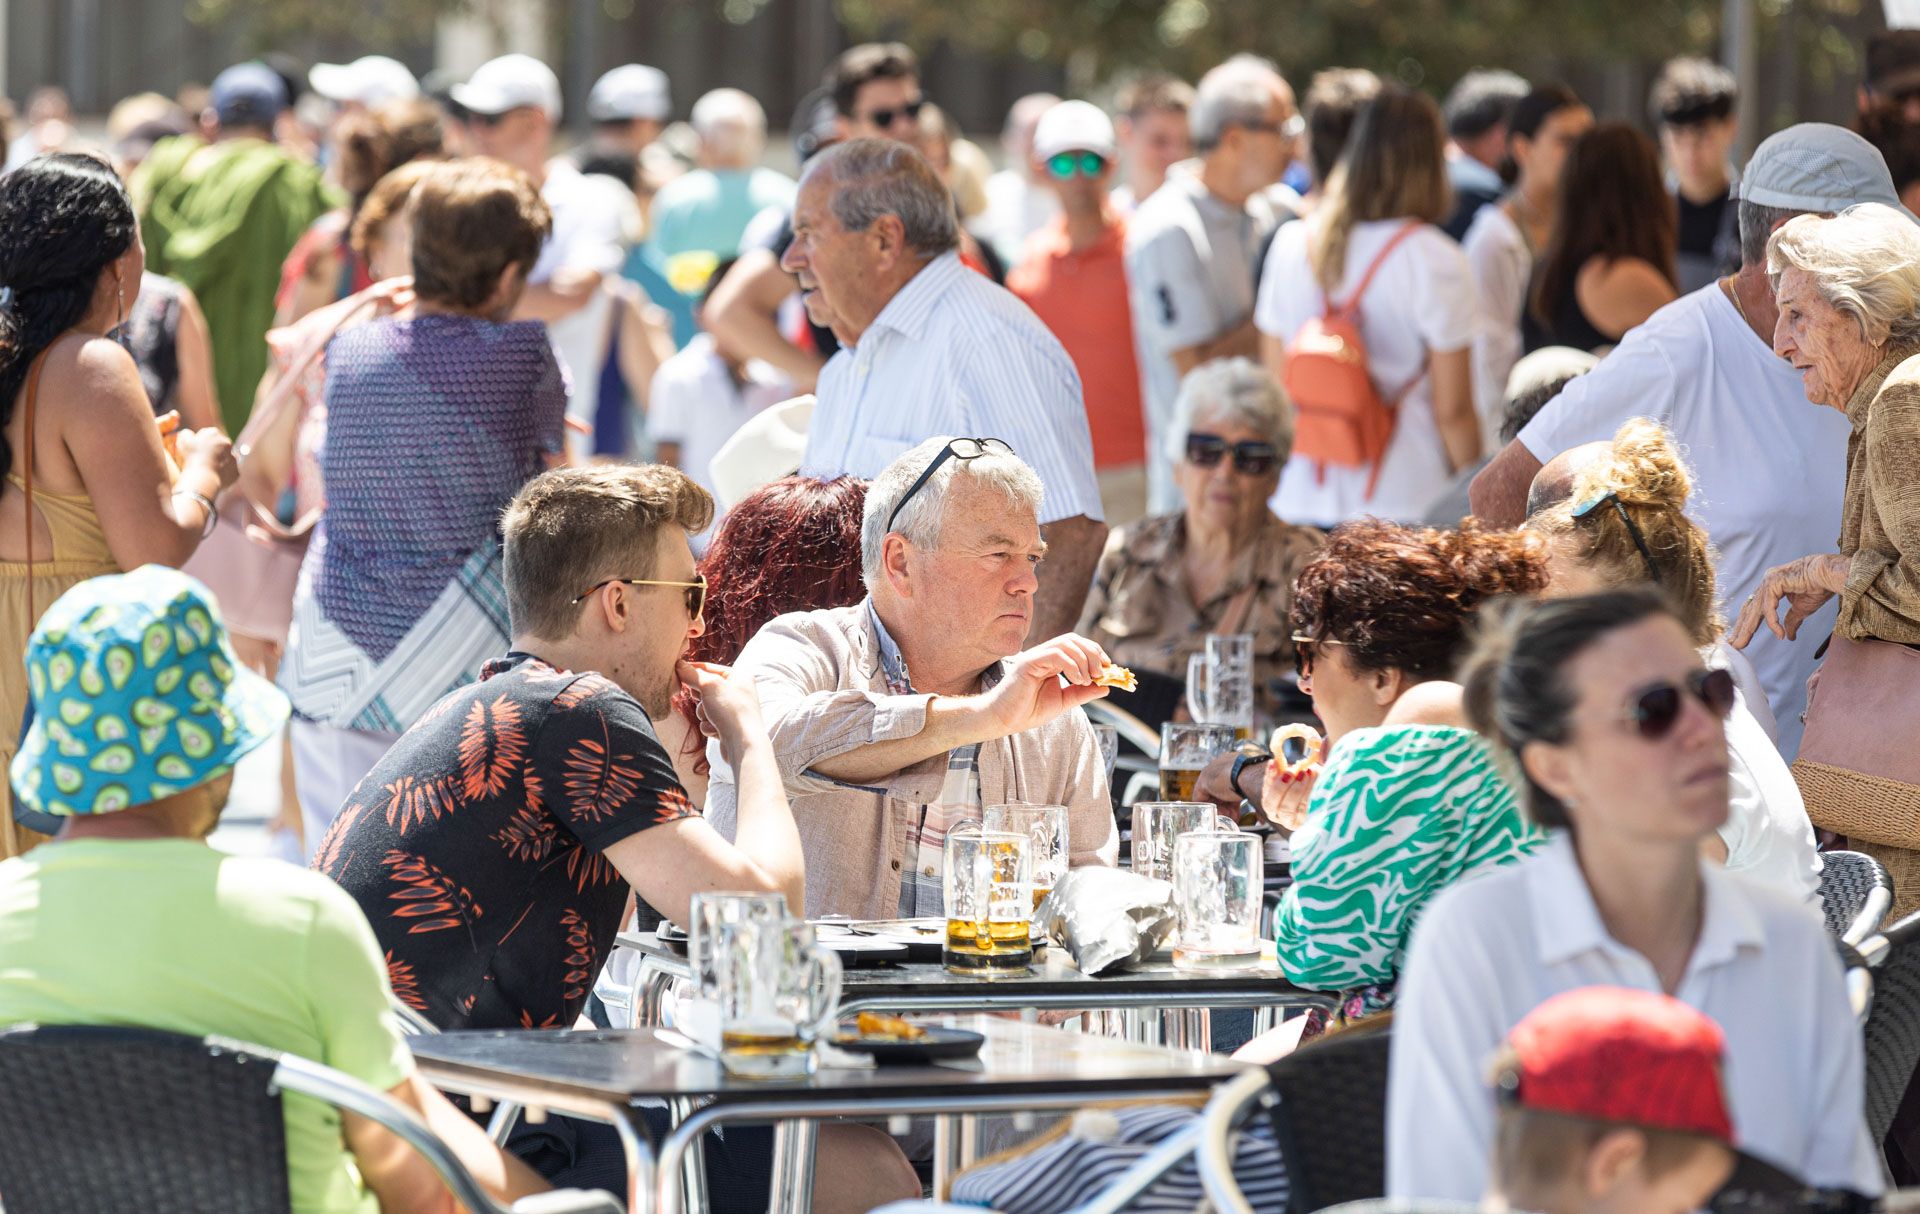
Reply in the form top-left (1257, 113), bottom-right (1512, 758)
top-left (0, 24), bottom-right (1919, 1214)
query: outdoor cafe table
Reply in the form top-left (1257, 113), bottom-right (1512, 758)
top-left (615, 927), bottom-right (1335, 1051)
top-left (409, 1014), bottom-right (1254, 1214)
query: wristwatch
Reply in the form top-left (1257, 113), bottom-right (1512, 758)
top-left (1228, 743), bottom-right (1272, 803)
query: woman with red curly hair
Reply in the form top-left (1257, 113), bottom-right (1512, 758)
top-left (1259, 520), bottom-right (1552, 1034)
top-left (661, 475), bottom-right (868, 801)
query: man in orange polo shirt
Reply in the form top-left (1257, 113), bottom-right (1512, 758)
top-left (1007, 101), bottom-right (1149, 525)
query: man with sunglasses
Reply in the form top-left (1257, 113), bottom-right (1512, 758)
top-left (1008, 100), bottom-right (1149, 524)
top-left (708, 436), bottom-right (1119, 920)
top-left (315, 464), bottom-right (809, 1041)
top-left (1125, 54), bottom-right (1297, 516)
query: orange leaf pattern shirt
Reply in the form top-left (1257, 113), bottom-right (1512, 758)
top-left (314, 652), bottom-right (696, 1030)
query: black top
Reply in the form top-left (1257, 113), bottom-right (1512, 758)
top-left (316, 653), bottom-right (693, 1032)
top-left (123, 272), bottom-right (186, 418)
top-left (1675, 185), bottom-right (1740, 294)
top-left (1442, 181), bottom-right (1502, 243)
top-left (1521, 265), bottom-right (1614, 355)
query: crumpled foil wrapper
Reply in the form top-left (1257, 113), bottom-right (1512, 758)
top-left (1035, 866), bottom-right (1176, 975)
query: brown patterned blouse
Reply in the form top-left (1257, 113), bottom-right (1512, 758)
top-left (1838, 348), bottom-right (1920, 645)
top-left (312, 652), bottom-right (695, 1030)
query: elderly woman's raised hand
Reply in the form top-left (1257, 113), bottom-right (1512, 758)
top-left (1730, 553), bottom-right (1851, 648)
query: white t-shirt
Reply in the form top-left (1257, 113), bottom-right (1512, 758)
top-left (1461, 203), bottom-right (1531, 447)
top-left (1387, 833), bottom-right (1880, 1203)
top-left (648, 334), bottom-right (793, 542)
top-left (1706, 642), bottom-right (1820, 903)
top-left (536, 159), bottom-right (635, 456)
top-left (1256, 219), bottom-right (1478, 525)
top-left (1516, 284), bottom-right (1851, 760)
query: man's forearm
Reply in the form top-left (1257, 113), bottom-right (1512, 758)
top-left (1467, 439), bottom-right (1544, 527)
top-left (1033, 514), bottom-right (1108, 642)
top-left (729, 738), bottom-right (807, 910)
top-left (515, 278), bottom-right (599, 324)
top-left (806, 695), bottom-right (999, 785)
top-left (707, 251), bottom-right (825, 391)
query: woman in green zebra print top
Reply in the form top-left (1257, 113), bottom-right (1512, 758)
top-left (1265, 520), bottom-right (1552, 1009)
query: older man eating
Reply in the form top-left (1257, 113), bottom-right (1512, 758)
top-left (707, 437), bottom-right (1120, 919)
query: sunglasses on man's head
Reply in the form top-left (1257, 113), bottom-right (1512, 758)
top-left (1045, 151), bottom-right (1108, 180)
top-left (1186, 432), bottom-right (1280, 475)
top-left (1614, 667), bottom-right (1736, 740)
top-left (860, 97), bottom-right (926, 129)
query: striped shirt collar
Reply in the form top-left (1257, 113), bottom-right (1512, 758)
top-left (863, 250), bottom-right (968, 344)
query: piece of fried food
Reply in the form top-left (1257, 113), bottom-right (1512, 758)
top-left (855, 1011), bottom-right (926, 1040)
top-left (1092, 662), bottom-right (1137, 692)
top-left (1269, 722), bottom-right (1324, 775)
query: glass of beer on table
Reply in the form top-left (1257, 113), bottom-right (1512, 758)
top-left (1158, 722), bottom-right (1238, 801)
top-left (943, 826), bottom-right (1033, 975)
top-left (707, 915), bottom-right (842, 1078)
top-left (985, 802), bottom-right (1069, 915)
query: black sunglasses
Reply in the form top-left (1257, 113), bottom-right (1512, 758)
top-left (1290, 632), bottom-right (1348, 680)
top-left (860, 97), bottom-right (926, 129)
top-left (571, 572), bottom-right (707, 620)
top-left (1186, 432), bottom-right (1280, 475)
top-left (885, 437), bottom-right (1014, 534)
top-left (1616, 667), bottom-right (1736, 740)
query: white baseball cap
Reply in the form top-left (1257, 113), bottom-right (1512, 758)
top-left (452, 54), bottom-right (562, 121)
top-left (708, 395), bottom-right (814, 512)
top-left (588, 64), bottom-right (672, 123)
top-left (1032, 100), bottom-right (1117, 162)
top-left (310, 55), bottom-right (420, 108)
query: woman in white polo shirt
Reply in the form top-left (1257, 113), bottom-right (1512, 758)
top-left (1386, 587), bottom-right (1879, 1204)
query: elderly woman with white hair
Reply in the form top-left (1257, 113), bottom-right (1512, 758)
top-left (1732, 201), bottom-right (1920, 909)
top-left (1079, 357), bottom-right (1324, 722)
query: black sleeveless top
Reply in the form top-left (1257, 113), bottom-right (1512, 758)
top-left (1521, 262), bottom-right (1614, 355)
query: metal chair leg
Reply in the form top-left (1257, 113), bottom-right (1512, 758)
top-left (667, 1096), bottom-right (710, 1214)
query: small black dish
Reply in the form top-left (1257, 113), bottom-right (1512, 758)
top-left (831, 1025), bottom-right (986, 1065)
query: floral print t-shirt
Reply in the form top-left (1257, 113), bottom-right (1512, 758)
top-left (313, 652), bottom-right (695, 1030)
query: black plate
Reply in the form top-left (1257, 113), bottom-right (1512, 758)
top-left (818, 938), bottom-right (910, 967)
top-left (831, 1025), bottom-right (986, 1065)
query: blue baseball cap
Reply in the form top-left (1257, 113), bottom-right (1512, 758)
top-left (12, 566), bottom-right (289, 816)
top-left (211, 62), bottom-right (290, 128)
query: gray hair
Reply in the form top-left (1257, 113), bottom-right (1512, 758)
top-left (690, 87), bottom-right (766, 163)
top-left (861, 436), bottom-right (1045, 588)
top-left (1192, 55), bottom-right (1286, 152)
top-left (1166, 357), bottom-right (1295, 464)
top-left (803, 138), bottom-right (960, 258)
top-left (1767, 202), bottom-right (1920, 348)
top-left (1738, 200), bottom-right (1802, 269)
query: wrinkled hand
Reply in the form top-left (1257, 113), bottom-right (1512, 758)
top-left (1259, 761), bottom-right (1319, 833)
top-left (173, 426), bottom-right (239, 491)
top-left (976, 633), bottom-right (1109, 739)
top-left (1729, 554), bottom-right (1849, 647)
top-left (677, 659), bottom-right (768, 767)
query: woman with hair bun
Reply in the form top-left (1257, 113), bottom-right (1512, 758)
top-left (0, 153), bottom-right (237, 858)
top-left (1526, 417), bottom-right (1819, 902)
top-left (1389, 588), bottom-right (1877, 1204)
top-left (1230, 520), bottom-right (1551, 1030)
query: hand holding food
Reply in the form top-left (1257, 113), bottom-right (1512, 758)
top-left (1092, 662), bottom-right (1137, 692)
top-left (1269, 723), bottom-right (1324, 777)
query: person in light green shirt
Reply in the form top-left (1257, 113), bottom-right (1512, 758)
top-left (648, 86), bottom-right (796, 287)
top-left (0, 564), bottom-right (544, 1213)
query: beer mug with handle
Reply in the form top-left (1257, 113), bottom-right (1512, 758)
top-left (1130, 801), bottom-right (1239, 882)
top-left (684, 891), bottom-right (788, 1048)
top-left (711, 917), bottom-right (842, 1078)
top-left (985, 802), bottom-right (1069, 916)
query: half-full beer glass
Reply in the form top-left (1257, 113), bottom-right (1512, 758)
top-left (943, 827), bottom-right (1033, 975)
top-left (1158, 722), bottom-right (1237, 801)
top-left (1172, 830), bottom-right (1264, 971)
top-left (710, 917), bottom-right (841, 1078)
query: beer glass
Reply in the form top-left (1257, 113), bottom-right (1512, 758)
top-left (985, 802), bottom-right (1069, 914)
top-left (1091, 724), bottom-right (1119, 784)
top-left (684, 892), bottom-right (788, 1048)
top-left (709, 917), bottom-right (842, 1078)
top-left (1185, 652), bottom-right (1212, 722)
top-left (1172, 830), bottom-right (1265, 971)
top-left (1130, 801), bottom-right (1239, 882)
top-left (1158, 722), bottom-right (1237, 801)
top-left (943, 827), bottom-right (1033, 975)
top-left (1204, 633), bottom-right (1256, 740)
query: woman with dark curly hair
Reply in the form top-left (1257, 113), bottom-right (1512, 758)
top-left (1250, 520), bottom-right (1552, 1030)
top-left (661, 475), bottom-right (868, 801)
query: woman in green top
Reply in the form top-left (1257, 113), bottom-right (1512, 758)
top-left (1265, 521), bottom-right (1552, 1013)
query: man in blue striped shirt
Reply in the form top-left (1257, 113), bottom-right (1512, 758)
top-left (788, 138), bottom-right (1107, 641)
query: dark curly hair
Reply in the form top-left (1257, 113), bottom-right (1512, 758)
top-left (1289, 519), bottom-right (1550, 683)
top-left (0, 154), bottom-right (136, 480)
top-left (672, 476), bottom-right (869, 770)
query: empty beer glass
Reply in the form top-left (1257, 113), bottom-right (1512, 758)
top-left (1130, 801), bottom-right (1238, 882)
top-left (684, 891), bottom-right (788, 1048)
top-left (943, 827), bottom-right (1033, 975)
top-left (985, 802), bottom-right (1069, 914)
top-left (1172, 830), bottom-right (1264, 971)
top-left (708, 916), bottom-right (842, 1078)
top-left (1204, 633), bottom-right (1256, 739)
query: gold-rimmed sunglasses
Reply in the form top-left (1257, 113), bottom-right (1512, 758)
top-left (1290, 632), bottom-right (1349, 678)
top-left (572, 572), bottom-right (707, 620)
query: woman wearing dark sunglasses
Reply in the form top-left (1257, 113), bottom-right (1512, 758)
top-left (1389, 588), bottom-right (1879, 1204)
top-left (1078, 358), bottom-right (1322, 723)
top-left (1527, 418), bottom-right (1819, 904)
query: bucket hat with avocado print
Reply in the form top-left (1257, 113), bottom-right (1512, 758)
top-left (11, 565), bottom-right (289, 816)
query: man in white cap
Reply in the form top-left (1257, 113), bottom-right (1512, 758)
top-left (309, 54), bottom-right (420, 112)
top-left (1471, 123), bottom-right (1912, 757)
top-left (455, 53), bottom-right (634, 456)
top-left (1007, 100), bottom-right (1149, 524)
top-left (587, 63), bottom-right (672, 159)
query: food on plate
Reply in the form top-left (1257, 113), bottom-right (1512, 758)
top-left (1092, 662), bottom-right (1137, 692)
top-left (853, 1012), bottom-right (927, 1040)
top-left (1269, 723), bottom-right (1324, 776)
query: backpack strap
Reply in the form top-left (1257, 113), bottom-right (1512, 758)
top-left (1325, 220), bottom-right (1426, 321)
